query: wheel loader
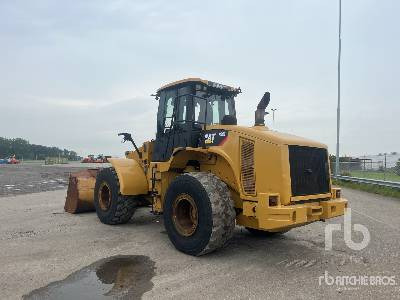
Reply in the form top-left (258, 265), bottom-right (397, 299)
top-left (65, 78), bottom-right (348, 256)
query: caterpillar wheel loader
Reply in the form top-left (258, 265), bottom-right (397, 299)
top-left (66, 78), bottom-right (348, 256)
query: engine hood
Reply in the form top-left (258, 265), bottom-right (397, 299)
top-left (210, 125), bottom-right (328, 149)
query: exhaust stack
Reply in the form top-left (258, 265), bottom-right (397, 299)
top-left (254, 92), bottom-right (270, 126)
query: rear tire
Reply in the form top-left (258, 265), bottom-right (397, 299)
top-left (94, 168), bottom-right (136, 225)
top-left (245, 227), bottom-right (290, 236)
top-left (163, 172), bottom-right (236, 256)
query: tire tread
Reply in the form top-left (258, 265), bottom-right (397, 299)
top-left (95, 167), bottom-right (136, 225)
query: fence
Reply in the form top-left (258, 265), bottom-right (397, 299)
top-left (331, 153), bottom-right (400, 183)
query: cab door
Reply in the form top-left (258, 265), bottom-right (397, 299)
top-left (153, 85), bottom-right (194, 162)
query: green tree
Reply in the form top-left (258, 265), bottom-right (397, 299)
top-left (0, 137), bottom-right (79, 160)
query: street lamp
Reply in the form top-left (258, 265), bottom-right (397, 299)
top-left (271, 108), bottom-right (277, 126)
top-left (335, 0), bottom-right (342, 176)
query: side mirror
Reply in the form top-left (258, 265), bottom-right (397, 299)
top-left (117, 132), bottom-right (142, 159)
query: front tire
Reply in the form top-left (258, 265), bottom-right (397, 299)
top-left (163, 172), bottom-right (236, 256)
top-left (94, 168), bottom-right (136, 225)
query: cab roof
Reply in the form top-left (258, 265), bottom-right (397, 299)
top-left (157, 78), bottom-right (240, 95)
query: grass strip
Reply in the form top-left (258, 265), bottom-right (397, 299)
top-left (333, 179), bottom-right (400, 199)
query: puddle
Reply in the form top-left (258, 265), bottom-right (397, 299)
top-left (23, 255), bottom-right (156, 300)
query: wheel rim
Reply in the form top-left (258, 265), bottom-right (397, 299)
top-left (98, 182), bottom-right (111, 211)
top-left (172, 193), bottom-right (198, 237)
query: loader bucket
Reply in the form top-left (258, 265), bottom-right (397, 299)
top-left (64, 169), bottom-right (99, 213)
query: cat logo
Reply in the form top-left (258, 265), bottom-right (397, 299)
top-left (204, 133), bottom-right (217, 144)
top-left (202, 129), bottom-right (229, 147)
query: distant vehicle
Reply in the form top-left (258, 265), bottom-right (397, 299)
top-left (82, 154), bottom-right (109, 163)
top-left (8, 157), bottom-right (20, 164)
top-left (0, 155), bottom-right (20, 164)
top-left (81, 154), bottom-right (95, 163)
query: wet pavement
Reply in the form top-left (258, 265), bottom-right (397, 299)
top-left (1, 188), bottom-right (399, 299)
top-left (0, 162), bottom-right (108, 197)
top-left (23, 255), bottom-right (155, 300)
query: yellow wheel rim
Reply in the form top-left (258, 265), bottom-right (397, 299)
top-left (172, 193), bottom-right (198, 237)
top-left (98, 182), bottom-right (111, 211)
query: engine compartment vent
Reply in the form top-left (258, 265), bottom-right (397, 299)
top-left (240, 138), bottom-right (256, 195)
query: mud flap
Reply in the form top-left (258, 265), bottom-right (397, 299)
top-left (64, 169), bottom-right (99, 213)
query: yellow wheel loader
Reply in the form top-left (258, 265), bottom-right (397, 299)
top-left (66, 78), bottom-right (348, 256)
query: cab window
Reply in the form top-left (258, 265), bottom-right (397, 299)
top-left (194, 90), bottom-right (236, 125)
top-left (157, 89), bottom-right (177, 133)
top-left (164, 95), bottom-right (174, 130)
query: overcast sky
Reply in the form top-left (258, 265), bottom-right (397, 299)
top-left (0, 0), bottom-right (399, 157)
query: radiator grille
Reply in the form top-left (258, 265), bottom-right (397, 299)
top-left (240, 139), bottom-right (256, 195)
top-left (289, 145), bottom-right (330, 196)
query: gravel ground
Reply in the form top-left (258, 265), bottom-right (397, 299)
top-left (0, 187), bottom-right (399, 299)
top-left (0, 162), bottom-right (109, 197)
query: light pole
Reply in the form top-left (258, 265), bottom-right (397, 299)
top-left (335, 0), bottom-right (342, 176)
top-left (271, 108), bottom-right (277, 127)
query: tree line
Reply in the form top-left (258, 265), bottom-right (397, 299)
top-left (0, 137), bottom-right (80, 160)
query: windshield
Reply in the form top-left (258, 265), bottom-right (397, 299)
top-left (194, 91), bottom-right (236, 125)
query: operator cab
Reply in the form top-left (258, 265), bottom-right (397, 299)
top-left (153, 78), bottom-right (241, 162)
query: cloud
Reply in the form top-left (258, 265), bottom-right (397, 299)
top-left (0, 0), bottom-right (399, 157)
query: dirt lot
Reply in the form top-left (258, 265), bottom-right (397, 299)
top-left (0, 161), bottom-right (108, 197)
top-left (1, 186), bottom-right (399, 299)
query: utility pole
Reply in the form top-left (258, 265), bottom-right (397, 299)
top-left (335, 0), bottom-right (342, 176)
